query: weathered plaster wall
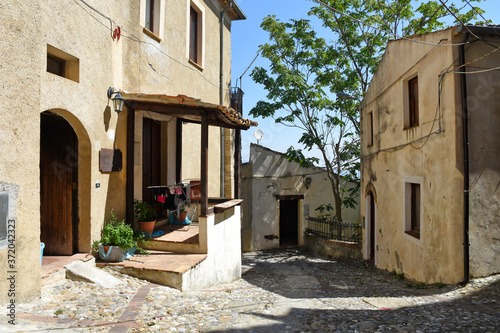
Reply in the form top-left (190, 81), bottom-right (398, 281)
top-left (360, 29), bottom-right (465, 284)
top-left (183, 206), bottom-right (241, 290)
top-left (0, 0), bottom-right (239, 304)
top-left (242, 144), bottom-right (360, 252)
top-left (465, 37), bottom-right (500, 277)
top-left (0, 0), bottom-right (43, 304)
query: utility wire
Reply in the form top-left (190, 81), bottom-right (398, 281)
top-left (438, 0), bottom-right (480, 39)
top-left (311, 0), bottom-right (469, 47)
top-left (73, 0), bottom-right (223, 91)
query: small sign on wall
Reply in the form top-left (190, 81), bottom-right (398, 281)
top-left (99, 149), bottom-right (122, 172)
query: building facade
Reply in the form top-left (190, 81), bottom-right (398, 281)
top-left (0, 0), bottom-right (250, 303)
top-left (360, 26), bottom-right (500, 284)
top-left (242, 144), bottom-right (360, 252)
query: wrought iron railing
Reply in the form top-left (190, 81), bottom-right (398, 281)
top-left (306, 217), bottom-right (362, 243)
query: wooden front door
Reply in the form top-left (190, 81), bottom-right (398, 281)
top-left (369, 193), bottom-right (375, 262)
top-left (40, 112), bottom-right (79, 255)
top-left (279, 200), bottom-right (298, 247)
top-left (142, 118), bottom-right (161, 205)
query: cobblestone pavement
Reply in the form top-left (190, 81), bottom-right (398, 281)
top-left (5, 248), bottom-right (500, 332)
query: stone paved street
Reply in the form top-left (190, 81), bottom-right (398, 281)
top-left (5, 248), bottom-right (500, 332)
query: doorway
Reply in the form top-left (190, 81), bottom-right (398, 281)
top-left (279, 200), bottom-right (298, 247)
top-left (367, 192), bottom-right (376, 262)
top-left (40, 112), bottom-right (79, 255)
top-left (142, 117), bottom-right (161, 205)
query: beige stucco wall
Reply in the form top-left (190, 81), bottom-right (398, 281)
top-left (0, 0), bottom-right (238, 304)
top-left (360, 29), bottom-right (465, 284)
top-left (242, 144), bottom-right (360, 252)
top-left (465, 36), bottom-right (500, 277)
top-left (0, 0), bottom-right (44, 304)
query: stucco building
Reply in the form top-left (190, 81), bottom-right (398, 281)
top-left (242, 144), bottom-right (360, 252)
top-left (360, 25), bottom-right (500, 284)
top-left (0, 0), bottom-right (254, 303)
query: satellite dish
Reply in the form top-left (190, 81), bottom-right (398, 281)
top-left (254, 129), bottom-right (264, 144)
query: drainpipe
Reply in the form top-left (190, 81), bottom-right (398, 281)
top-left (219, 1), bottom-right (233, 198)
top-left (459, 32), bottom-right (470, 285)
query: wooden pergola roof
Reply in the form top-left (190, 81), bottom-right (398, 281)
top-left (122, 93), bottom-right (257, 130)
top-left (123, 93), bottom-right (256, 222)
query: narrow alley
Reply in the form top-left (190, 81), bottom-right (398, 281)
top-left (8, 249), bottom-right (500, 332)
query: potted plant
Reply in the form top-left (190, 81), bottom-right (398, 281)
top-left (177, 205), bottom-right (187, 222)
top-left (92, 211), bottom-right (148, 262)
top-left (134, 200), bottom-right (157, 235)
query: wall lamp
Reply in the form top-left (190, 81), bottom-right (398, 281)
top-left (107, 87), bottom-right (125, 114)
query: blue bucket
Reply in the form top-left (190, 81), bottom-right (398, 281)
top-left (40, 243), bottom-right (45, 265)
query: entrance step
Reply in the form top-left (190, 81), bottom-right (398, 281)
top-left (141, 223), bottom-right (204, 253)
top-left (65, 260), bottom-right (123, 288)
top-left (96, 250), bottom-right (207, 290)
top-left (41, 253), bottom-right (95, 286)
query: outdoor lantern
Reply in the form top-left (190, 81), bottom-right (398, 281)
top-left (107, 87), bottom-right (125, 114)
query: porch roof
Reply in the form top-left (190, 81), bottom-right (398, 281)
top-left (122, 93), bottom-right (257, 130)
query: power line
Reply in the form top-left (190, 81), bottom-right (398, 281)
top-left (311, 0), bottom-right (469, 47)
top-left (73, 0), bottom-right (223, 91)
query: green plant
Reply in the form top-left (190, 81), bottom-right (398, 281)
top-left (92, 211), bottom-right (149, 254)
top-left (134, 200), bottom-right (157, 222)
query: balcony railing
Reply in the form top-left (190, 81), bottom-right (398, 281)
top-left (306, 217), bottom-right (362, 243)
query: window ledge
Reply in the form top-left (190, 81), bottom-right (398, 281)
top-left (404, 125), bottom-right (419, 131)
top-left (143, 28), bottom-right (162, 43)
top-left (188, 59), bottom-right (203, 71)
top-left (405, 230), bottom-right (420, 239)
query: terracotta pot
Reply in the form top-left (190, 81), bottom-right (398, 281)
top-left (139, 220), bottom-right (156, 235)
top-left (178, 212), bottom-right (187, 222)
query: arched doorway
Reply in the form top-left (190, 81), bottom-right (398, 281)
top-left (40, 112), bottom-right (79, 255)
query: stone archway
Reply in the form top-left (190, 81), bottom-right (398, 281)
top-left (40, 110), bottom-right (92, 253)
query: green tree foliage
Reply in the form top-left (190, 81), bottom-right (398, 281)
top-left (250, 0), bottom-right (486, 222)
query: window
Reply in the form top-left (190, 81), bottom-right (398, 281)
top-left (46, 45), bottom-right (79, 82)
top-left (189, 7), bottom-right (198, 63)
top-left (410, 183), bottom-right (420, 233)
top-left (145, 0), bottom-right (155, 32)
top-left (403, 75), bottom-right (419, 129)
top-left (366, 112), bottom-right (373, 147)
top-left (142, 0), bottom-right (163, 41)
top-left (404, 179), bottom-right (422, 239)
top-left (188, 1), bottom-right (203, 68)
top-left (408, 77), bottom-right (419, 127)
top-left (47, 54), bottom-right (65, 77)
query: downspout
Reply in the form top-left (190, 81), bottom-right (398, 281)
top-left (459, 32), bottom-right (470, 285)
top-left (219, 1), bottom-right (233, 198)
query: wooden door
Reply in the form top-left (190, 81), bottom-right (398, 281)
top-left (369, 193), bottom-right (375, 262)
top-left (279, 200), bottom-right (298, 247)
top-left (40, 113), bottom-right (78, 255)
top-left (142, 118), bottom-right (161, 205)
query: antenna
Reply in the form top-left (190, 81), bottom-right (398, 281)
top-left (254, 129), bottom-right (264, 145)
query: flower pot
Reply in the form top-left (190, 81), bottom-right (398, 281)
top-left (138, 220), bottom-right (156, 235)
top-left (99, 245), bottom-right (135, 262)
top-left (177, 212), bottom-right (187, 222)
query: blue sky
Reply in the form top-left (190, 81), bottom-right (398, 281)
top-left (231, 0), bottom-right (500, 163)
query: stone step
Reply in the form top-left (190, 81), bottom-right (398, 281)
top-left (96, 250), bottom-right (207, 290)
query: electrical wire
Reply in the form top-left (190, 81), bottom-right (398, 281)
top-left (311, 0), bottom-right (469, 47)
top-left (72, 0), bottom-right (224, 92)
top-left (438, 0), bottom-right (480, 39)
top-left (445, 65), bottom-right (500, 74)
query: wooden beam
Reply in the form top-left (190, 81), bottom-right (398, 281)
top-left (200, 113), bottom-right (209, 216)
top-left (234, 128), bottom-right (241, 199)
top-left (176, 118), bottom-right (182, 183)
top-left (126, 106), bottom-right (135, 227)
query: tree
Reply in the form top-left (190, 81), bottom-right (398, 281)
top-left (250, 0), bottom-right (486, 223)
